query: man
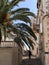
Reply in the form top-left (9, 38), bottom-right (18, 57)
top-left (28, 50), bottom-right (32, 59)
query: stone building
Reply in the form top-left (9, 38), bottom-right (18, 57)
top-left (31, 17), bottom-right (39, 57)
top-left (37, 0), bottom-right (49, 65)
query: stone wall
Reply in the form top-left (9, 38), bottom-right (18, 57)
top-left (45, 54), bottom-right (49, 65)
top-left (37, 0), bottom-right (49, 65)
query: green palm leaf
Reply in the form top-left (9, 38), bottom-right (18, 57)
top-left (8, 24), bottom-right (36, 49)
top-left (14, 37), bottom-right (24, 48)
top-left (15, 23), bottom-right (37, 40)
top-left (5, 0), bottom-right (25, 11)
top-left (21, 12), bottom-right (36, 18)
top-left (0, 0), bottom-right (8, 11)
top-left (20, 33), bottom-right (34, 49)
top-left (26, 37), bottom-right (34, 49)
top-left (11, 8), bottom-right (30, 14)
top-left (10, 15), bottom-right (31, 24)
top-left (9, 0), bottom-right (24, 7)
top-left (21, 36), bottom-right (30, 48)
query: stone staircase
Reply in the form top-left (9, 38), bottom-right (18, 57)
top-left (20, 58), bottom-right (42, 65)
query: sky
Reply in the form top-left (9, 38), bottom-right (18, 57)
top-left (19, 0), bottom-right (37, 15)
top-left (12, 0), bottom-right (37, 15)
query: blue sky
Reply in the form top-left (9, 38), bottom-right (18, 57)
top-left (19, 0), bottom-right (37, 15)
top-left (12, 0), bottom-right (37, 15)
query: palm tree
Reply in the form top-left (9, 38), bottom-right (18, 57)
top-left (0, 0), bottom-right (37, 49)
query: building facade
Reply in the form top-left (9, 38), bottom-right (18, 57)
top-left (37, 0), bottom-right (49, 65)
top-left (31, 17), bottom-right (39, 57)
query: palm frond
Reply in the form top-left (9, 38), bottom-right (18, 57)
top-left (14, 37), bottom-right (23, 47)
top-left (21, 35), bottom-right (34, 49)
top-left (0, 0), bottom-right (3, 9)
top-left (9, 24), bottom-right (36, 49)
top-left (5, 0), bottom-right (25, 11)
top-left (14, 38), bottom-right (22, 48)
top-left (11, 8), bottom-right (30, 14)
top-left (9, 15), bottom-right (31, 24)
top-left (26, 37), bottom-right (34, 49)
top-left (7, 25), bottom-right (30, 48)
top-left (15, 23), bottom-right (37, 40)
top-left (0, 0), bottom-right (8, 11)
top-left (9, 0), bottom-right (24, 7)
top-left (21, 12), bottom-right (36, 18)
top-left (20, 31), bottom-right (35, 49)
top-left (21, 36), bottom-right (30, 48)
top-left (1, 22), bottom-right (37, 49)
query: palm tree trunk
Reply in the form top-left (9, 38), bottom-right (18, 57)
top-left (0, 28), bottom-right (2, 45)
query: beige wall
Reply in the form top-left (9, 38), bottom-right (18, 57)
top-left (43, 16), bottom-right (49, 65)
top-left (37, 0), bottom-right (49, 65)
top-left (0, 43), bottom-right (22, 65)
top-left (42, 0), bottom-right (49, 65)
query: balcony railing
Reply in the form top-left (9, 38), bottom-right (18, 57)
top-left (0, 41), bottom-right (17, 47)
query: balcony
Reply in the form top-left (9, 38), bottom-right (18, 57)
top-left (0, 41), bottom-right (17, 47)
top-left (0, 41), bottom-right (22, 65)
